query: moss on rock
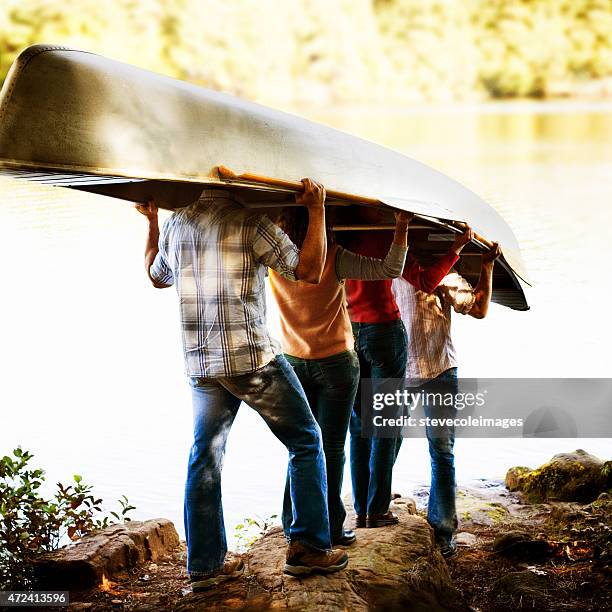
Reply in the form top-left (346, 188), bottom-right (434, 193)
top-left (505, 450), bottom-right (611, 503)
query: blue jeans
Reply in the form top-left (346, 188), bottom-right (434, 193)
top-left (407, 367), bottom-right (458, 544)
top-left (184, 355), bottom-right (331, 577)
top-left (282, 350), bottom-right (360, 541)
top-left (350, 319), bottom-right (408, 517)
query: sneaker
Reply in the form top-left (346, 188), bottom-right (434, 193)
top-left (189, 559), bottom-right (244, 592)
top-left (284, 541), bottom-right (348, 576)
top-left (354, 514), bottom-right (366, 529)
top-left (332, 529), bottom-right (357, 546)
top-left (366, 511), bottom-right (399, 528)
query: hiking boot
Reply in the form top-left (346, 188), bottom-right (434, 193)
top-left (366, 511), bottom-right (399, 528)
top-left (332, 529), bottom-right (357, 546)
top-left (354, 514), bottom-right (366, 529)
top-left (284, 541), bottom-right (348, 576)
top-left (189, 558), bottom-right (244, 592)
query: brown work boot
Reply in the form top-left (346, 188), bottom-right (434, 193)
top-left (366, 511), bottom-right (399, 528)
top-left (189, 558), bottom-right (245, 592)
top-left (284, 541), bottom-right (348, 576)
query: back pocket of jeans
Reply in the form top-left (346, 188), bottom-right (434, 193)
top-left (320, 352), bottom-right (360, 390)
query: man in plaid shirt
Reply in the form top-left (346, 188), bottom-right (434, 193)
top-left (136, 180), bottom-right (348, 592)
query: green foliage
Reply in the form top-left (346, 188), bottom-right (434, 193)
top-left (234, 514), bottom-right (278, 552)
top-left (0, 0), bottom-right (611, 103)
top-left (0, 446), bottom-right (135, 590)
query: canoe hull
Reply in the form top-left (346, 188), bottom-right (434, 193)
top-left (0, 45), bottom-right (530, 310)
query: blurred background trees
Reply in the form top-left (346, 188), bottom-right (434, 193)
top-left (0, 0), bottom-right (611, 107)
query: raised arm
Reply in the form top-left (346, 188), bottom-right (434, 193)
top-left (467, 243), bottom-right (501, 319)
top-left (402, 225), bottom-right (474, 293)
top-left (294, 178), bottom-right (327, 284)
top-left (135, 198), bottom-right (174, 289)
top-left (336, 212), bottom-right (411, 280)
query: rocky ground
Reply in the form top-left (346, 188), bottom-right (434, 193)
top-left (24, 450), bottom-right (612, 611)
top-left (36, 499), bottom-right (465, 611)
top-left (445, 481), bottom-right (611, 611)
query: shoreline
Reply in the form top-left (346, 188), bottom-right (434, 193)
top-left (26, 450), bottom-right (611, 610)
top-left (44, 474), bottom-right (611, 610)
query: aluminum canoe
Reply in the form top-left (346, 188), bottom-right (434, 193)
top-left (0, 45), bottom-right (530, 310)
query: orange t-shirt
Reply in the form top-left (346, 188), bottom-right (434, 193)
top-left (269, 244), bottom-right (354, 360)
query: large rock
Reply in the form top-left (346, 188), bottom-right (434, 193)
top-left (33, 518), bottom-right (180, 589)
top-left (176, 497), bottom-right (467, 611)
top-left (505, 449), bottom-right (612, 503)
top-left (504, 466), bottom-right (532, 492)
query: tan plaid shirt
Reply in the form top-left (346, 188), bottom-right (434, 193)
top-left (150, 189), bottom-right (299, 377)
top-left (392, 272), bottom-right (476, 386)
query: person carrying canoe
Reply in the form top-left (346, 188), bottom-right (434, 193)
top-left (135, 179), bottom-right (348, 592)
top-left (344, 209), bottom-right (474, 529)
top-left (391, 242), bottom-right (501, 557)
top-left (269, 206), bottom-right (411, 548)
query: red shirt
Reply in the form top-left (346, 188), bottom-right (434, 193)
top-left (345, 232), bottom-right (459, 324)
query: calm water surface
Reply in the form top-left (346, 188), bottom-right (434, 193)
top-left (1, 103), bottom-right (610, 544)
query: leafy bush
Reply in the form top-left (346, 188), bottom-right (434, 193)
top-left (0, 446), bottom-right (135, 589)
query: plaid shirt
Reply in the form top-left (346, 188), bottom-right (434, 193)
top-left (150, 190), bottom-right (299, 377)
top-left (392, 272), bottom-right (476, 385)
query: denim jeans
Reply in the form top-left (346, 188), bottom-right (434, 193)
top-left (282, 350), bottom-right (360, 542)
top-left (350, 319), bottom-right (408, 517)
top-left (184, 355), bottom-right (331, 577)
top-left (419, 367), bottom-right (459, 544)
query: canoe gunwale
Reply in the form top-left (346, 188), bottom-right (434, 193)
top-left (1, 161), bottom-right (532, 286)
top-left (0, 163), bottom-right (530, 309)
top-left (0, 161), bottom-right (532, 293)
top-left (0, 157), bottom-right (222, 186)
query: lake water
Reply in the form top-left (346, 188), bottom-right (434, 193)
top-left (0, 102), bottom-right (610, 545)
